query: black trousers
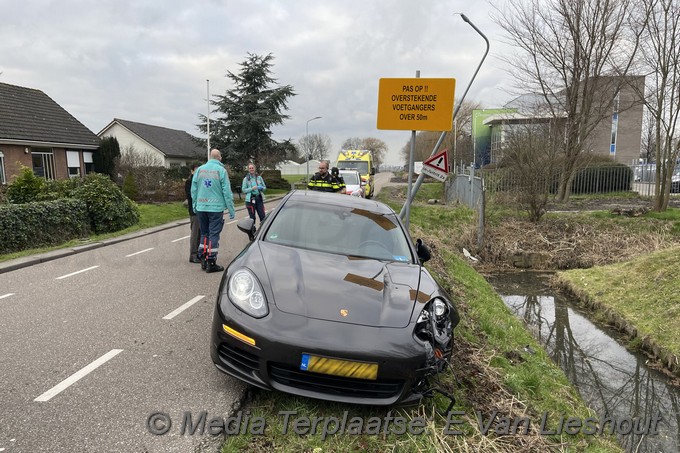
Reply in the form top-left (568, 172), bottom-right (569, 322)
top-left (247, 194), bottom-right (266, 222)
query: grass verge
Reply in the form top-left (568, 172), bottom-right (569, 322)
top-left (554, 246), bottom-right (680, 376)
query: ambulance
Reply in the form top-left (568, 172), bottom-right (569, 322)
top-left (336, 150), bottom-right (376, 198)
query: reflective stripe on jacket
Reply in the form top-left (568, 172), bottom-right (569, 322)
top-left (308, 172), bottom-right (345, 192)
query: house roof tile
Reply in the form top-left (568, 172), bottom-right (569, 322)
top-left (106, 118), bottom-right (205, 159)
top-left (0, 82), bottom-right (100, 147)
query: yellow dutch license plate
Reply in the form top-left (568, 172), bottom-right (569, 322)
top-left (300, 354), bottom-right (378, 380)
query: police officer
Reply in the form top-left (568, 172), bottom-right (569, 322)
top-left (308, 160), bottom-right (346, 193)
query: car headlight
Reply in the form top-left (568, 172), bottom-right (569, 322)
top-left (228, 269), bottom-right (268, 318)
top-left (416, 297), bottom-right (449, 324)
top-left (433, 298), bottom-right (447, 317)
top-left (414, 297), bottom-right (455, 354)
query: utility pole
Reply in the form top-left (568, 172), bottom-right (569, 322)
top-left (206, 79), bottom-right (211, 161)
top-left (305, 116), bottom-right (322, 187)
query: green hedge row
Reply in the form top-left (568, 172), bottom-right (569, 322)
top-left (259, 170), bottom-right (292, 190)
top-left (0, 199), bottom-right (90, 254)
top-left (569, 163), bottom-right (633, 194)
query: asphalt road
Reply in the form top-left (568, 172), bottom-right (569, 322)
top-left (0, 201), bottom-right (281, 453)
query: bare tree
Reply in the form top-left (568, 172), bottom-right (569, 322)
top-left (499, 121), bottom-right (561, 222)
top-left (640, 115), bottom-right (657, 163)
top-left (399, 100), bottom-right (479, 169)
top-left (341, 137), bottom-right (363, 150)
top-left (340, 137), bottom-right (388, 168)
top-left (495, 0), bottom-right (646, 202)
top-left (116, 145), bottom-right (164, 198)
top-left (636, 0), bottom-right (680, 211)
top-left (299, 133), bottom-right (331, 161)
top-left (360, 137), bottom-right (387, 169)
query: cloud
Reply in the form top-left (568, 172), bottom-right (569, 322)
top-left (0, 0), bottom-right (514, 165)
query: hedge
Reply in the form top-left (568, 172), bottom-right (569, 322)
top-left (569, 163), bottom-right (633, 194)
top-left (0, 199), bottom-right (90, 255)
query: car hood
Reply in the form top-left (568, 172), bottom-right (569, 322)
top-left (258, 242), bottom-right (425, 328)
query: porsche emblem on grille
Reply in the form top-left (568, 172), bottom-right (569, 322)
top-left (340, 309), bottom-right (349, 317)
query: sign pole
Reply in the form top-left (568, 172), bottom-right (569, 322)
top-left (399, 13), bottom-right (489, 220)
top-left (404, 70), bottom-right (420, 231)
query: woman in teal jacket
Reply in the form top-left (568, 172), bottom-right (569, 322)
top-left (242, 163), bottom-right (266, 223)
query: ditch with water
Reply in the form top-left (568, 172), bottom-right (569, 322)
top-left (486, 272), bottom-right (680, 453)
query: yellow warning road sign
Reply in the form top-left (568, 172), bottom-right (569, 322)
top-left (377, 78), bottom-right (455, 131)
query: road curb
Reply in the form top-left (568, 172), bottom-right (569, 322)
top-left (0, 196), bottom-right (285, 275)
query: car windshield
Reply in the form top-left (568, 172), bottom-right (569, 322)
top-left (264, 200), bottom-right (413, 262)
top-left (341, 172), bottom-right (360, 185)
top-left (337, 161), bottom-right (369, 175)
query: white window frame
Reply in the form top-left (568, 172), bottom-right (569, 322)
top-left (66, 150), bottom-right (81, 178)
top-left (0, 151), bottom-right (6, 184)
top-left (31, 148), bottom-right (56, 180)
top-left (83, 151), bottom-right (94, 174)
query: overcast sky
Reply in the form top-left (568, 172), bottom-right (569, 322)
top-left (0, 0), bottom-right (518, 165)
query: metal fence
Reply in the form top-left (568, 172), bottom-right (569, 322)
top-left (472, 164), bottom-right (679, 198)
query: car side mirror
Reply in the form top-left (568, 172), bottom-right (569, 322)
top-left (237, 217), bottom-right (256, 241)
top-left (416, 238), bottom-right (431, 263)
top-left (370, 167), bottom-right (376, 175)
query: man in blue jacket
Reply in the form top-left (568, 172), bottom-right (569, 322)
top-left (191, 149), bottom-right (236, 273)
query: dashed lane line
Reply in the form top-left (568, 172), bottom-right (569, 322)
top-left (34, 349), bottom-right (124, 402)
top-left (163, 295), bottom-right (205, 320)
top-left (55, 266), bottom-right (99, 280)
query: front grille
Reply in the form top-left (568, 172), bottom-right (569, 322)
top-left (218, 343), bottom-right (259, 373)
top-left (269, 362), bottom-right (403, 399)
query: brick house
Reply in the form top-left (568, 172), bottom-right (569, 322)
top-left (0, 82), bottom-right (100, 184)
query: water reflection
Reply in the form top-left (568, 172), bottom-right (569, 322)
top-left (487, 272), bottom-right (680, 453)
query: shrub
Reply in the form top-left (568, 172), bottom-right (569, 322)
top-left (259, 169), bottom-right (292, 190)
top-left (570, 163), bottom-right (632, 194)
top-left (122, 173), bottom-right (139, 200)
top-left (0, 199), bottom-right (90, 254)
top-left (150, 179), bottom-right (185, 202)
top-left (6, 166), bottom-right (46, 203)
top-left (165, 165), bottom-right (194, 181)
top-left (39, 178), bottom-right (82, 201)
top-left (72, 174), bottom-right (139, 233)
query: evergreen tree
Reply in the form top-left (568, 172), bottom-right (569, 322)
top-left (94, 136), bottom-right (121, 179)
top-left (122, 172), bottom-right (138, 201)
top-left (198, 53), bottom-right (295, 171)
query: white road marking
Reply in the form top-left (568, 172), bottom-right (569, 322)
top-left (34, 349), bottom-right (123, 402)
top-left (125, 247), bottom-right (154, 257)
top-left (171, 235), bottom-right (190, 243)
top-left (55, 266), bottom-right (99, 280)
top-left (227, 219), bottom-right (239, 224)
top-left (163, 295), bottom-right (205, 320)
top-left (0, 293), bottom-right (15, 300)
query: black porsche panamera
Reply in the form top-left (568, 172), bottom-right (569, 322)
top-left (210, 190), bottom-right (460, 406)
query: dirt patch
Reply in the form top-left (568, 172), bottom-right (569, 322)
top-left (546, 195), bottom-right (680, 212)
top-left (479, 216), bottom-right (680, 270)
